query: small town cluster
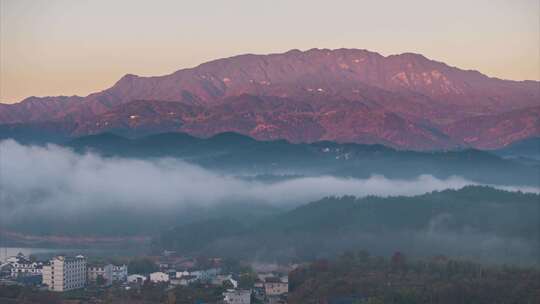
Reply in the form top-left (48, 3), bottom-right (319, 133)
top-left (0, 252), bottom-right (291, 304)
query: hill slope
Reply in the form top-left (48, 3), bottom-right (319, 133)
top-left (157, 186), bottom-right (540, 264)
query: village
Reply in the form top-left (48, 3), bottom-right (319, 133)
top-left (0, 251), bottom-right (292, 304)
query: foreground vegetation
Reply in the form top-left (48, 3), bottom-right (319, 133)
top-left (0, 282), bottom-right (225, 304)
top-left (288, 251), bottom-right (540, 304)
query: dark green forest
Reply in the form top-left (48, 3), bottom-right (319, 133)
top-left (157, 186), bottom-right (540, 265)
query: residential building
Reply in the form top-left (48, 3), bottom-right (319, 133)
top-left (42, 255), bottom-right (87, 292)
top-left (88, 263), bottom-right (128, 285)
top-left (223, 289), bottom-right (251, 304)
top-left (149, 271), bottom-right (169, 283)
top-left (170, 274), bottom-right (197, 286)
top-left (127, 274), bottom-right (147, 284)
top-left (111, 264), bottom-right (128, 282)
top-left (175, 270), bottom-right (190, 278)
top-left (6, 253), bottom-right (43, 277)
top-left (264, 280), bottom-right (288, 296)
top-left (88, 264), bottom-right (113, 285)
top-left (191, 267), bottom-right (220, 282)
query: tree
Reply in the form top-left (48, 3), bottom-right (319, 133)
top-left (128, 258), bottom-right (158, 275)
top-left (238, 272), bottom-right (257, 289)
top-left (167, 291), bottom-right (176, 304)
top-left (96, 274), bottom-right (107, 286)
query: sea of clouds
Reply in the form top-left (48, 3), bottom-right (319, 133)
top-left (1, 139), bottom-right (538, 220)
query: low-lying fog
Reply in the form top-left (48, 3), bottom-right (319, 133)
top-left (2, 140), bottom-right (539, 265)
top-left (1, 139), bottom-right (538, 221)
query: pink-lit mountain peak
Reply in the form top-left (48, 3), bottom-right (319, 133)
top-left (104, 48), bottom-right (525, 105)
top-left (0, 48), bottom-right (538, 150)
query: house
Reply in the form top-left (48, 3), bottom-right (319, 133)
top-left (223, 289), bottom-right (251, 304)
top-left (171, 274), bottom-right (197, 286)
top-left (175, 270), bottom-right (190, 278)
top-left (169, 270), bottom-right (194, 285)
top-left (127, 274), bottom-right (147, 284)
top-left (264, 277), bottom-right (288, 296)
top-left (87, 264), bottom-right (113, 285)
top-left (212, 274), bottom-right (238, 288)
top-left (111, 264), bottom-right (128, 282)
top-left (6, 253), bottom-right (43, 278)
top-left (88, 263), bottom-right (128, 285)
top-left (149, 271), bottom-right (169, 283)
top-left (42, 255), bottom-right (87, 292)
top-left (191, 267), bottom-right (220, 282)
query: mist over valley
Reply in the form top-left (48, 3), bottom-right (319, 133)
top-left (1, 135), bottom-right (538, 266)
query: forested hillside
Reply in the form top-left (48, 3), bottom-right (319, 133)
top-left (157, 186), bottom-right (540, 265)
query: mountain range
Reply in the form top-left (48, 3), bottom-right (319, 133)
top-left (1, 48), bottom-right (539, 150)
top-left (64, 132), bottom-right (538, 187)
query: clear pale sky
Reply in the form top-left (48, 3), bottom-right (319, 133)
top-left (1, 0), bottom-right (538, 103)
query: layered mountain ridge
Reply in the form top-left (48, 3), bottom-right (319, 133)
top-left (1, 48), bottom-right (539, 149)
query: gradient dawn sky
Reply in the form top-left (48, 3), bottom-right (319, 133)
top-left (1, 0), bottom-right (539, 103)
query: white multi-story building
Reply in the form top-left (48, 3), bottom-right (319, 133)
top-left (6, 253), bottom-right (43, 277)
top-left (42, 255), bottom-right (87, 292)
top-left (149, 271), bottom-right (169, 283)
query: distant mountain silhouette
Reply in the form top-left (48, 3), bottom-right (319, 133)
top-left (64, 132), bottom-right (538, 186)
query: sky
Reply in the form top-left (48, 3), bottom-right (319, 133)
top-left (0, 0), bottom-right (538, 103)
